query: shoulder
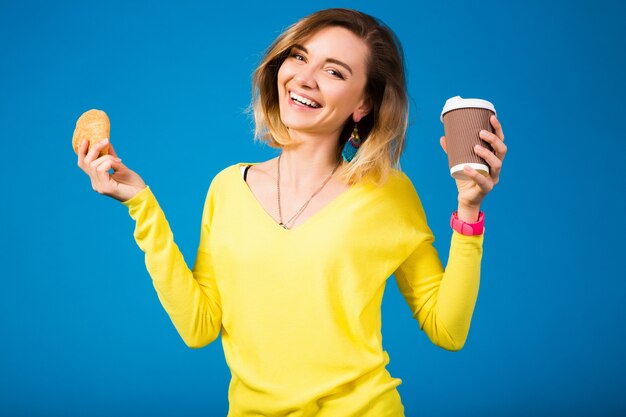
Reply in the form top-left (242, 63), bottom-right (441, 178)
top-left (211, 163), bottom-right (238, 185)
top-left (202, 162), bottom-right (246, 199)
top-left (376, 168), bottom-right (419, 198)
top-left (373, 168), bottom-right (426, 215)
top-left (352, 168), bottom-right (430, 237)
top-left (219, 159), bottom-right (277, 178)
top-left (383, 169), bottom-right (432, 234)
top-left (199, 163), bottom-right (248, 214)
top-left (212, 161), bottom-right (262, 182)
top-left (387, 168), bottom-right (414, 188)
top-left (206, 159), bottom-right (276, 192)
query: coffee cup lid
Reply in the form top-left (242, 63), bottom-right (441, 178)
top-left (440, 96), bottom-right (496, 122)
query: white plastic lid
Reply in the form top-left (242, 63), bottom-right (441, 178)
top-left (440, 96), bottom-right (496, 122)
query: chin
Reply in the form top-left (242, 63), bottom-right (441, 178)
top-left (279, 110), bottom-right (316, 132)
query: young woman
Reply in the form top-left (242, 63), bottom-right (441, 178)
top-left (77, 8), bottom-right (507, 416)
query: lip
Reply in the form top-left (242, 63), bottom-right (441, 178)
top-left (288, 90), bottom-right (323, 110)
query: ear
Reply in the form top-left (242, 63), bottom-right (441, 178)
top-left (352, 96), bottom-right (372, 123)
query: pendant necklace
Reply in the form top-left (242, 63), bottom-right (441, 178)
top-left (276, 152), bottom-right (341, 229)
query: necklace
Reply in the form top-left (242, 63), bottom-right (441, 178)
top-left (277, 152), bottom-right (342, 229)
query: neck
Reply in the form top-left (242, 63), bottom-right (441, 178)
top-left (278, 129), bottom-right (343, 192)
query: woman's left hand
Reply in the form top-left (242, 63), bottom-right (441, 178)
top-left (440, 114), bottom-right (507, 208)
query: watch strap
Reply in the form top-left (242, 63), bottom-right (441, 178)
top-left (450, 211), bottom-right (485, 236)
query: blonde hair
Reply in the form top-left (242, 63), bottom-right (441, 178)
top-left (252, 8), bottom-right (408, 186)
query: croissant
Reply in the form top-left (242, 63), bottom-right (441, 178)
top-left (72, 109), bottom-right (110, 155)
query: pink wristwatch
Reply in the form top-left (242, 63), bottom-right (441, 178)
top-left (450, 211), bottom-right (485, 236)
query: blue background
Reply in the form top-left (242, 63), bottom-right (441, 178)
top-left (1, 0), bottom-right (624, 415)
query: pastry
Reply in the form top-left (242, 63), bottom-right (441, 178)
top-left (72, 109), bottom-right (110, 155)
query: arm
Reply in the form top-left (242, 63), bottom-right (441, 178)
top-left (121, 185), bottom-right (222, 349)
top-left (393, 196), bottom-right (483, 351)
top-left (401, 114), bottom-right (504, 350)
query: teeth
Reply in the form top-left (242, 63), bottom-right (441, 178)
top-left (290, 92), bottom-right (320, 108)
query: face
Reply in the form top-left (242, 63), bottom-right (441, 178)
top-left (276, 26), bottom-right (371, 139)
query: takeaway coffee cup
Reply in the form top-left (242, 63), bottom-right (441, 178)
top-left (440, 96), bottom-right (497, 180)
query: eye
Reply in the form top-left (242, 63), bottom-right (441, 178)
top-left (290, 52), bottom-right (305, 62)
top-left (327, 68), bottom-right (345, 80)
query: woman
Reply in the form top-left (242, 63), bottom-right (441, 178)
top-left (77, 8), bottom-right (506, 417)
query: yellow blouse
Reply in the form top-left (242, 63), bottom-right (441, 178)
top-left (121, 163), bottom-right (484, 416)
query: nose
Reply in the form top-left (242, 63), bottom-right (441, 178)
top-left (293, 65), bottom-right (318, 89)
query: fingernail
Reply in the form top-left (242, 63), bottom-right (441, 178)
top-left (100, 138), bottom-right (109, 144)
top-left (479, 130), bottom-right (487, 136)
top-left (116, 157), bottom-right (122, 162)
top-left (475, 144), bottom-right (481, 150)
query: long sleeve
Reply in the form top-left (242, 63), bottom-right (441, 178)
top-left (392, 179), bottom-right (484, 351)
top-left (168, 163), bottom-right (478, 415)
top-left (121, 185), bottom-right (222, 348)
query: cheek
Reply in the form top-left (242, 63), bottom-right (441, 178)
top-left (325, 84), bottom-right (364, 112)
top-left (277, 62), bottom-right (293, 87)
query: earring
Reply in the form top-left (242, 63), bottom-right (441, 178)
top-left (341, 124), bottom-right (361, 163)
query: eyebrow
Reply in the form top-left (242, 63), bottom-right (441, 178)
top-left (292, 44), bottom-right (354, 75)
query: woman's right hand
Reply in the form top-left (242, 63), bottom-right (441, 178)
top-left (77, 138), bottom-right (147, 203)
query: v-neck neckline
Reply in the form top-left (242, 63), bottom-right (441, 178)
top-left (235, 162), bottom-right (361, 234)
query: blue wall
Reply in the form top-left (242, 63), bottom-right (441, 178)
top-left (1, 0), bottom-right (624, 415)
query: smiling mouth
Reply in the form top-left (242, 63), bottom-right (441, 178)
top-left (290, 91), bottom-right (321, 108)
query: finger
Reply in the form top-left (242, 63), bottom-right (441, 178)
top-left (474, 144), bottom-right (502, 170)
top-left (479, 129), bottom-right (508, 160)
top-left (84, 138), bottom-right (110, 165)
top-left (474, 144), bottom-right (502, 184)
top-left (77, 139), bottom-right (90, 168)
top-left (89, 154), bottom-right (120, 183)
top-left (490, 114), bottom-right (505, 142)
top-left (440, 136), bottom-right (448, 154)
top-left (463, 165), bottom-right (493, 194)
top-left (77, 138), bottom-right (89, 157)
top-left (89, 154), bottom-right (121, 172)
top-left (108, 142), bottom-right (120, 159)
top-left (84, 138), bottom-right (108, 165)
top-left (88, 155), bottom-right (109, 192)
top-left (93, 156), bottom-right (122, 194)
top-left (92, 159), bottom-right (114, 194)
